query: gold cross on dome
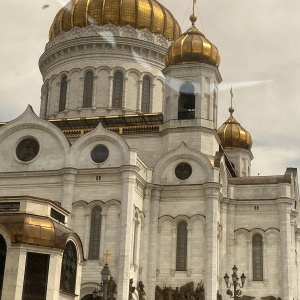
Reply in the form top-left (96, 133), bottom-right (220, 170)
top-left (193, 0), bottom-right (196, 15)
top-left (104, 250), bottom-right (111, 264)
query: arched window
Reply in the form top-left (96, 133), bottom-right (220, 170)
top-left (112, 71), bottom-right (124, 108)
top-left (59, 76), bottom-right (68, 112)
top-left (252, 233), bottom-right (263, 281)
top-left (176, 221), bottom-right (188, 271)
top-left (60, 241), bottom-right (77, 294)
top-left (0, 235), bottom-right (7, 299)
top-left (83, 71), bottom-right (94, 108)
top-left (141, 76), bottom-right (151, 113)
top-left (178, 83), bottom-right (195, 120)
top-left (89, 207), bottom-right (102, 259)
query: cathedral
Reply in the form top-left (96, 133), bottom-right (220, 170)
top-left (0, 0), bottom-right (299, 300)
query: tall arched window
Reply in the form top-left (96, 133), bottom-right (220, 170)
top-left (89, 207), bottom-right (102, 259)
top-left (83, 71), bottom-right (94, 108)
top-left (141, 76), bottom-right (151, 113)
top-left (112, 71), bottom-right (124, 108)
top-left (0, 235), bottom-right (7, 299)
top-left (176, 221), bottom-right (188, 271)
top-left (178, 83), bottom-right (195, 120)
top-left (252, 233), bottom-right (263, 281)
top-left (60, 241), bottom-right (77, 294)
top-left (59, 76), bottom-right (68, 112)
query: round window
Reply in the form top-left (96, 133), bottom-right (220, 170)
top-left (175, 162), bottom-right (192, 180)
top-left (91, 145), bottom-right (109, 163)
top-left (16, 138), bottom-right (40, 162)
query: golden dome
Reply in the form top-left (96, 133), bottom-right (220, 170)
top-left (49, 0), bottom-right (181, 41)
top-left (217, 107), bottom-right (252, 150)
top-left (165, 23), bottom-right (221, 67)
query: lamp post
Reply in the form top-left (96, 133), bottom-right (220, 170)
top-left (223, 265), bottom-right (246, 300)
top-left (93, 250), bottom-right (117, 300)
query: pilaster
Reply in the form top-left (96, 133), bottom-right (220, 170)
top-left (205, 184), bottom-right (221, 300)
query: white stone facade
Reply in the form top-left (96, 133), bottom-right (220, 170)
top-left (0, 13), bottom-right (299, 300)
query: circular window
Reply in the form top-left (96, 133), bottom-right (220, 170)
top-left (175, 162), bottom-right (192, 180)
top-left (16, 138), bottom-right (40, 162)
top-left (91, 145), bottom-right (109, 163)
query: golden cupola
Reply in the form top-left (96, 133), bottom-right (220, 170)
top-left (49, 0), bottom-right (181, 41)
top-left (217, 107), bottom-right (252, 150)
top-left (165, 13), bottom-right (221, 67)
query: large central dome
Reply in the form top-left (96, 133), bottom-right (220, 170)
top-left (49, 0), bottom-right (181, 41)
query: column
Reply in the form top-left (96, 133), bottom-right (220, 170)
top-left (140, 187), bottom-right (152, 283)
top-left (107, 75), bottom-right (113, 108)
top-left (122, 76), bottom-right (128, 110)
top-left (92, 75), bottom-right (98, 108)
top-left (147, 188), bottom-right (161, 300)
top-left (170, 228), bottom-right (176, 275)
top-left (226, 202), bottom-right (236, 273)
top-left (99, 212), bottom-right (107, 265)
top-left (187, 225), bottom-right (192, 276)
top-left (84, 213), bottom-right (91, 258)
top-left (277, 199), bottom-right (293, 300)
top-left (248, 239), bottom-right (253, 283)
top-left (205, 184), bottom-right (221, 300)
top-left (263, 238), bottom-right (268, 285)
top-left (65, 78), bottom-right (71, 110)
top-left (220, 200), bottom-right (228, 295)
top-left (78, 77), bottom-right (84, 108)
top-left (137, 79), bottom-right (143, 112)
top-left (150, 83), bottom-right (156, 112)
top-left (61, 168), bottom-right (77, 225)
top-left (46, 252), bottom-right (62, 300)
top-left (117, 168), bottom-right (136, 300)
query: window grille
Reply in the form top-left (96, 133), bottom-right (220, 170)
top-left (112, 72), bottom-right (124, 108)
top-left (83, 71), bottom-right (94, 108)
top-left (59, 76), bottom-right (67, 112)
top-left (89, 207), bottom-right (102, 259)
top-left (141, 77), bottom-right (151, 113)
top-left (252, 234), bottom-right (263, 281)
top-left (0, 235), bottom-right (6, 300)
top-left (60, 241), bottom-right (77, 294)
top-left (22, 252), bottom-right (50, 300)
top-left (176, 221), bottom-right (188, 271)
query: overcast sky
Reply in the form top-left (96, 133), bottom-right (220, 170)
top-left (1, 0), bottom-right (300, 178)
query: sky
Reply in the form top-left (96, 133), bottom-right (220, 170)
top-left (0, 0), bottom-right (300, 178)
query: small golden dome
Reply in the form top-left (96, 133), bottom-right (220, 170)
top-left (217, 108), bottom-right (252, 150)
top-left (165, 24), bottom-right (221, 67)
top-left (49, 0), bottom-right (181, 41)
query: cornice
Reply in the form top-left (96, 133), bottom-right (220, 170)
top-left (39, 24), bottom-right (169, 77)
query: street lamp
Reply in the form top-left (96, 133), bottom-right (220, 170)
top-left (93, 251), bottom-right (117, 300)
top-left (223, 265), bottom-right (246, 299)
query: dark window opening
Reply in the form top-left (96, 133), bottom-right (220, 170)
top-left (112, 72), bottom-right (124, 108)
top-left (89, 207), bottom-right (102, 259)
top-left (141, 77), bottom-right (151, 113)
top-left (0, 235), bottom-right (7, 300)
top-left (60, 241), bottom-right (77, 294)
top-left (22, 252), bottom-right (50, 300)
top-left (59, 76), bottom-right (68, 112)
top-left (178, 83), bottom-right (195, 120)
top-left (176, 221), bottom-right (187, 271)
top-left (252, 234), bottom-right (263, 281)
top-left (83, 71), bottom-right (94, 108)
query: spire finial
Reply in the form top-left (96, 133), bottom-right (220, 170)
top-left (190, 0), bottom-right (198, 25)
top-left (229, 87), bottom-right (234, 115)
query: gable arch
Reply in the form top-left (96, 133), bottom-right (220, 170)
top-left (70, 123), bottom-right (134, 168)
top-left (153, 142), bottom-right (214, 185)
